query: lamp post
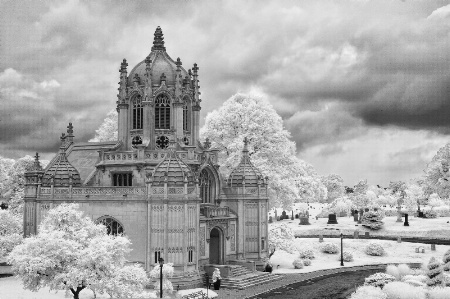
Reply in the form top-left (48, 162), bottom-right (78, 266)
top-left (340, 233), bottom-right (344, 266)
top-left (158, 258), bottom-right (164, 298)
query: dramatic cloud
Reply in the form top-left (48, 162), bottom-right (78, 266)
top-left (1, 0), bottom-right (449, 185)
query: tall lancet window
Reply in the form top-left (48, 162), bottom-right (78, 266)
top-left (199, 168), bottom-right (215, 204)
top-left (183, 100), bottom-right (189, 131)
top-left (155, 94), bottom-right (171, 129)
top-left (132, 95), bottom-right (143, 129)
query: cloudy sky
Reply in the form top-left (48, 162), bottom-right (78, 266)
top-left (1, 0), bottom-right (449, 186)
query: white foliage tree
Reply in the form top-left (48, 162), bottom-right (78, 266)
top-left (149, 263), bottom-right (175, 295)
top-left (0, 209), bottom-right (22, 258)
top-left (268, 223), bottom-right (296, 259)
top-left (428, 193), bottom-right (444, 210)
top-left (321, 174), bottom-right (345, 202)
top-left (200, 93), bottom-right (326, 208)
top-left (404, 183), bottom-right (424, 213)
top-left (7, 203), bottom-right (148, 299)
top-left (329, 196), bottom-right (353, 215)
top-left (424, 143), bottom-right (450, 198)
top-left (89, 109), bottom-right (118, 142)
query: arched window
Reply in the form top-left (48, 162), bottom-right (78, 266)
top-left (132, 95), bottom-right (143, 129)
top-left (199, 168), bottom-right (215, 204)
top-left (183, 97), bottom-right (190, 131)
top-left (96, 216), bottom-right (124, 236)
top-left (155, 94), bottom-right (170, 129)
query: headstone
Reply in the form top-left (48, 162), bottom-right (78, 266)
top-left (281, 211), bottom-right (287, 220)
top-left (268, 216), bottom-right (273, 223)
top-left (291, 211), bottom-right (294, 220)
top-left (295, 214), bottom-right (299, 219)
top-left (353, 231), bottom-right (359, 239)
top-left (315, 216), bottom-right (319, 220)
top-left (276, 216), bottom-right (280, 221)
top-left (404, 213), bottom-right (409, 226)
top-left (374, 207), bottom-right (378, 211)
top-left (319, 235), bottom-right (324, 242)
top-left (365, 232), bottom-right (370, 238)
top-left (421, 248), bottom-right (425, 253)
top-left (353, 211), bottom-right (359, 222)
top-left (397, 237), bottom-right (401, 243)
top-left (327, 214), bottom-right (338, 224)
top-left (299, 216), bottom-right (310, 225)
top-left (364, 208), bottom-right (369, 212)
top-left (415, 247), bottom-right (419, 253)
top-left (431, 244), bottom-right (436, 251)
top-left (418, 211), bottom-right (424, 218)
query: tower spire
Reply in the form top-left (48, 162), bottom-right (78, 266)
top-left (151, 26), bottom-right (166, 51)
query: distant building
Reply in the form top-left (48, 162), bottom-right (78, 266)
top-left (24, 27), bottom-right (269, 287)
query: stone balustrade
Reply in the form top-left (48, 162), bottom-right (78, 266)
top-left (201, 205), bottom-right (230, 218)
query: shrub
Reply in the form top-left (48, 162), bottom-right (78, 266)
top-left (424, 209), bottom-right (438, 218)
top-left (349, 285), bottom-right (387, 299)
top-left (402, 274), bottom-right (427, 283)
top-left (428, 286), bottom-right (450, 299)
top-left (364, 272), bottom-right (396, 288)
top-left (292, 259), bottom-right (304, 269)
top-left (443, 249), bottom-right (450, 272)
top-left (361, 211), bottom-right (384, 230)
top-left (398, 264), bottom-right (412, 278)
top-left (298, 249), bottom-right (315, 259)
top-left (338, 251), bottom-right (353, 262)
top-left (386, 265), bottom-right (400, 280)
top-left (321, 242), bottom-right (339, 254)
top-left (302, 259), bottom-right (312, 266)
top-left (427, 257), bottom-right (444, 287)
top-left (383, 281), bottom-right (426, 299)
top-left (365, 242), bottom-right (385, 256)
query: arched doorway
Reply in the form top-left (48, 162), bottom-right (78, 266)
top-left (209, 227), bottom-right (223, 264)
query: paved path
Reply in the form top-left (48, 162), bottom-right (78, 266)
top-left (213, 262), bottom-right (421, 299)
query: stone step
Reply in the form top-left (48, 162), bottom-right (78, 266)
top-left (149, 272), bottom-right (204, 290)
top-left (220, 272), bottom-right (283, 290)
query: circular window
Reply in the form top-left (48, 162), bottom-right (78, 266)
top-left (132, 135), bottom-right (142, 148)
top-left (183, 136), bottom-right (189, 145)
top-left (156, 135), bottom-right (169, 149)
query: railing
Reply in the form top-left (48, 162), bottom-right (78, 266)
top-left (102, 150), bottom-right (201, 162)
top-left (200, 205), bottom-right (229, 218)
top-left (39, 186), bottom-right (146, 197)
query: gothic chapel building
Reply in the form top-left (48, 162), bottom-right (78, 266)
top-left (24, 27), bottom-right (269, 285)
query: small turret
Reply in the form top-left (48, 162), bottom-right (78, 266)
top-left (151, 26), bottom-right (166, 51)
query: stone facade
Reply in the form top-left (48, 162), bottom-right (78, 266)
top-left (24, 27), bottom-right (269, 279)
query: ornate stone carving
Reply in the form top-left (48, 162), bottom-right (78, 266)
top-left (199, 226), bottom-right (205, 256)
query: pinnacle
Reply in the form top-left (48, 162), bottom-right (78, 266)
top-left (152, 26), bottom-right (166, 51)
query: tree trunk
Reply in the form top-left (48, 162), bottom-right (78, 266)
top-left (268, 248), bottom-right (276, 259)
top-left (71, 286), bottom-right (85, 299)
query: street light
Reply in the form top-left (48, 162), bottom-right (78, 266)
top-left (340, 233), bottom-right (344, 266)
top-left (158, 258), bottom-right (164, 298)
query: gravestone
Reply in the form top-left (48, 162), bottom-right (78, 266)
top-left (364, 208), bottom-right (369, 212)
top-left (353, 210), bottom-right (359, 222)
top-left (353, 231), bottom-right (359, 239)
top-left (431, 244), bottom-right (436, 251)
top-left (299, 216), bottom-right (310, 225)
top-left (404, 214), bottom-right (409, 226)
top-left (281, 211), bottom-right (287, 220)
top-left (418, 211), bottom-right (424, 218)
top-left (319, 235), bottom-right (324, 242)
top-left (291, 211), bottom-right (294, 220)
top-left (295, 214), bottom-right (299, 219)
top-left (276, 216), bottom-right (280, 221)
top-left (268, 216), bottom-right (273, 223)
top-left (327, 214), bottom-right (338, 224)
top-left (397, 237), bottom-right (401, 243)
top-left (365, 232), bottom-right (370, 238)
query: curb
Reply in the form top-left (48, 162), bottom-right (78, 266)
top-left (295, 234), bottom-right (450, 245)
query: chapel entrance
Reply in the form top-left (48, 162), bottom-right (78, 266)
top-left (209, 227), bottom-right (223, 264)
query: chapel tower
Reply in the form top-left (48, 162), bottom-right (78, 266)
top-left (116, 26), bottom-right (201, 151)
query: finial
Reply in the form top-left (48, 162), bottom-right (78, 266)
top-left (67, 123), bottom-right (73, 135)
top-left (160, 73), bottom-right (166, 84)
top-left (60, 133), bottom-right (66, 142)
top-left (133, 73), bottom-right (140, 85)
top-left (145, 55), bottom-right (152, 65)
top-left (188, 69), bottom-right (192, 77)
top-left (34, 152), bottom-right (40, 162)
top-left (120, 59), bottom-right (128, 72)
top-left (192, 63), bottom-right (199, 73)
top-left (243, 137), bottom-right (249, 151)
top-left (176, 57), bottom-right (182, 68)
top-left (151, 26), bottom-right (166, 51)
